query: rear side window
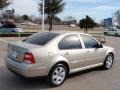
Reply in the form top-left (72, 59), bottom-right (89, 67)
top-left (58, 34), bottom-right (82, 50)
top-left (24, 32), bottom-right (59, 45)
top-left (80, 34), bottom-right (99, 48)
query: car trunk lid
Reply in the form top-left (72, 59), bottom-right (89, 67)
top-left (7, 41), bottom-right (40, 63)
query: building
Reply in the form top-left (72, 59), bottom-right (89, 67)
top-left (103, 18), bottom-right (113, 27)
top-left (2, 9), bottom-right (15, 20)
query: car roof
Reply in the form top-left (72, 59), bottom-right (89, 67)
top-left (40, 31), bottom-right (90, 36)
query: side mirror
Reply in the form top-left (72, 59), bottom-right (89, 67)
top-left (99, 44), bottom-right (103, 48)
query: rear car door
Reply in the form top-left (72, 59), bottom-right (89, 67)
top-left (107, 29), bottom-right (112, 35)
top-left (108, 29), bottom-right (115, 35)
top-left (111, 29), bottom-right (117, 35)
top-left (80, 34), bottom-right (106, 66)
top-left (58, 34), bottom-right (86, 69)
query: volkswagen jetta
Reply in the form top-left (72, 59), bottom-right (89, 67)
top-left (5, 32), bottom-right (115, 86)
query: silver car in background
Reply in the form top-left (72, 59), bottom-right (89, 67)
top-left (5, 32), bottom-right (115, 86)
top-left (104, 27), bottom-right (120, 36)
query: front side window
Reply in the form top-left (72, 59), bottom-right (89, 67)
top-left (108, 29), bottom-right (112, 31)
top-left (80, 34), bottom-right (99, 48)
top-left (58, 34), bottom-right (82, 50)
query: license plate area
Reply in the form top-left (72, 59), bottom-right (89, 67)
top-left (12, 51), bottom-right (17, 58)
top-left (8, 44), bottom-right (25, 63)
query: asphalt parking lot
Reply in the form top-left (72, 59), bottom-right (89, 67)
top-left (0, 36), bottom-right (120, 90)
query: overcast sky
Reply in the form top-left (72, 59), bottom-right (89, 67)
top-left (8, 0), bottom-right (120, 22)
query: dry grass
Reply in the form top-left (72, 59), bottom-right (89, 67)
top-left (20, 24), bottom-right (105, 42)
top-left (20, 24), bottom-right (105, 34)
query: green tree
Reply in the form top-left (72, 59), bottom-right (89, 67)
top-left (45, 16), bottom-right (61, 24)
top-left (38, 0), bottom-right (65, 32)
top-left (79, 15), bottom-right (97, 33)
top-left (0, 0), bottom-right (11, 10)
top-left (53, 16), bottom-right (61, 23)
top-left (22, 15), bottom-right (29, 21)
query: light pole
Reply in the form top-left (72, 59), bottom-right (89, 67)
top-left (42, 0), bottom-right (45, 32)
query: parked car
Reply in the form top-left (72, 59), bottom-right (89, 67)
top-left (104, 27), bottom-right (120, 36)
top-left (5, 32), bottom-right (115, 86)
top-left (21, 22), bottom-right (38, 26)
top-left (69, 24), bottom-right (76, 27)
top-left (0, 24), bottom-right (23, 33)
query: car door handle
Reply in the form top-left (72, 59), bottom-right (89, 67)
top-left (64, 52), bottom-right (70, 55)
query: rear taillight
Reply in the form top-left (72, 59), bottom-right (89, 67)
top-left (24, 52), bottom-right (35, 64)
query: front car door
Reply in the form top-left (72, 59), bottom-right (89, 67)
top-left (80, 34), bottom-right (106, 66)
top-left (111, 29), bottom-right (117, 35)
top-left (108, 29), bottom-right (116, 35)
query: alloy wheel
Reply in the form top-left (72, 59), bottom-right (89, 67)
top-left (52, 66), bottom-right (66, 85)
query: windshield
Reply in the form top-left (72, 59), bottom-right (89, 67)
top-left (23, 32), bottom-right (60, 45)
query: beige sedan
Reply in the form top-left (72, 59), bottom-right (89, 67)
top-left (5, 32), bottom-right (115, 86)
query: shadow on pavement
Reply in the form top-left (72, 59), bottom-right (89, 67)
top-left (0, 66), bottom-right (105, 90)
top-left (0, 66), bottom-right (53, 90)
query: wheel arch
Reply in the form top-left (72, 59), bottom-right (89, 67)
top-left (107, 52), bottom-right (114, 59)
top-left (105, 47), bottom-right (115, 59)
top-left (48, 60), bottom-right (70, 76)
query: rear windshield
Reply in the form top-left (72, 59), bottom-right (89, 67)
top-left (23, 32), bottom-right (59, 45)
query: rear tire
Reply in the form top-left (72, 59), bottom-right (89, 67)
top-left (47, 64), bottom-right (67, 87)
top-left (102, 54), bottom-right (114, 70)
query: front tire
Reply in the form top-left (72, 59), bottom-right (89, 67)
top-left (104, 32), bottom-right (107, 35)
top-left (115, 33), bottom-right (118, 37)
top-left (103, 54), bottom-right (114, 70)
top-left (47, 64), bottom-right (67, 86)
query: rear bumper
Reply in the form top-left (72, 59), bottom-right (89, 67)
top-left (5, 56), bottom-right (48, 77)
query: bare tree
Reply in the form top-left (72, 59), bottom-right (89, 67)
top-left (0, 0), bottom-right (11, 10)
top-left (114, 10), bottom-right (120, 27)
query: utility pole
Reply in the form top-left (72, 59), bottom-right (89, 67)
top-left (42, 0), bottom-right (45, 31)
